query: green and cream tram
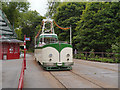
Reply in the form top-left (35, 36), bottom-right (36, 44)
top-left (34, 18), bottom-right (73, 70)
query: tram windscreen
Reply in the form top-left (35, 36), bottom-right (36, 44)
top-left (40, 35), bottom-right (58, 44)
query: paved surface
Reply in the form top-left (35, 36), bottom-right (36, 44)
top-left (0, 60), bottom-right (2, 89)
top-left (72, 59), bottom-right (119, 88)
top-left (24, 54), bottom-right (119, 88)
top-left (24, 54), bottom-right (64, 88)
top-left (2, 59), bottom-right (23, 88)
top-left (1, 54), bottom-right (119, 88)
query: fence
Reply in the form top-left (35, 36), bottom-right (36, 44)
top-left (74, 52), bottom-right (120, 63)
top-left (18, 62), bottom-right (25, 90)
top-left (18, 35), bottom-right (26, 90)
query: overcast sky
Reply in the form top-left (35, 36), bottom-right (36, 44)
top-left (28, 0), bottom-right (48, 16)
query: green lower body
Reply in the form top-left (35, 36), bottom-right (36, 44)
top-left (41, 62), bottom-right (73, 71)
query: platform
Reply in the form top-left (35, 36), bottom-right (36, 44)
top-left (2, 58), bottom-right (23, 88)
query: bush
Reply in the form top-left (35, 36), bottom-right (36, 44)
top-left (95, 55), bottom-right (99, 59)
top-left (74, 52), bottom-right (120, 63)
top-left (89, 49), bottom-right (95, 58)
top-left (115, 54), bottom-right (120, 59)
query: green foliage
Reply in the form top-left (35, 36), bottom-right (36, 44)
top-left (35, 25), bottom-right (41, 36)
top-left (95, 55), bottom-right (99, 59)
top-left (2, 2), bottom-right (30, 28)
top-left (74, 54), bottom-right (120, 63)
top-left (112, 43), bottom-right (120, 53)
top-left (114, 54), bottom-right (120, 60)
top-left (15, 28), bottom-right (22, 40)
top-left (48, 2), bottom-right (120, 52)
top-left (18, 10), bottom-right (44, 49)
top-left (2, 1), bottom-right (120, 53)
top-left (53, 2), bottom-right (86, 49)
top-left (89, 49), bottom-right (95, 58)
top-left (2, 1), bottom-right (45, 51)
top-left (75, 2), bottom-right (120, 52)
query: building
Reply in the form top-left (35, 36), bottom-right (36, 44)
top-left (0, 9), bottom-right (23, 60)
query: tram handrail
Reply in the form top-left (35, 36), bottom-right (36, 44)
top-left (18, 61), bottom-right (25, 90)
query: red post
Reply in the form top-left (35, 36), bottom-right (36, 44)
top-left (24, 35), bottom-right (26, 69)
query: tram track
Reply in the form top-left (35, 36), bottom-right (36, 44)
top-left (34, 58), bottom-right (117, 88)
top-left (23, 55), bottom-right (118, 88)
top-left (70, 70), bottom-right (107, 89)
top-left (49, 71), bottom-right (68, 89)
top-left (49, 70), bottom-right (111, 89)
top-left (74, 59), bottom-right (118, 72)
top-left (36, 61), bottom-right (67, 88)
top-left (38, 62), bottom-right (115, 88)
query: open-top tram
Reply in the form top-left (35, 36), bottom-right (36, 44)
top-left (34, 18), bottom-right (73, 70)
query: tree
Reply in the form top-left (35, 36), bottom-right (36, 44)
top-left (53, 2), bottom-right (86, 50)
top-left (18, 10), bottom-right (45, 50)
top-left (2, 2), bottom-right (30, 28)
top-left (75, 2), bottom-right (120, 52)
top-left (15, 28), bottom-right (22, 40)
top-left (2, 1), bottom-right (45, 51)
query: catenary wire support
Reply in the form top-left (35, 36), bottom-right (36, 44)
top-left (70, 25), bottom-right (72, 45)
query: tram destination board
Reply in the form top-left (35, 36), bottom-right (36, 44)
top-left (25, 37), bottom-right (30, 41)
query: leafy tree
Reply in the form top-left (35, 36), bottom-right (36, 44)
top-left (2, 2), bottom-right (30, 28)
top-left (2, 1), bottom-right (45, 51)
top-left (75, 2), bottom-right (120, 52)
top-left (15, 28), bottom-right (22, 40)
top-left (18, 10), bottom-right (45, 50)
top-left (112, 43), bottom-right (120, 53)
top-left (53, 2), bottom-right (86, 49)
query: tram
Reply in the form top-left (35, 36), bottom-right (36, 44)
top-left (34, 18), bottom-right (73, 70)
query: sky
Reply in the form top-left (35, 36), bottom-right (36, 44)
top-left (28, 0), bottom-right (48, 16)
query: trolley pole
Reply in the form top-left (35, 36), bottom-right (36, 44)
top-left (24, 35), bottom-right (26, 69)
top-left (70, 25), bottom-right (72, 45)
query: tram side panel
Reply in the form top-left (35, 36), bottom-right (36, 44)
top-left (34, 49), bottom-right (42, 63)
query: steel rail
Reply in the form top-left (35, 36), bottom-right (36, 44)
top-left (70, 70), bottom-right (115, 89)
top-left (49, 71), bottom-right (68, 89)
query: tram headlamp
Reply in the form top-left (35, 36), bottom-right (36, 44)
top-left (66, 54), bottom-right (70, 57)
top-left (49, 54), bottom-right (52, 57)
